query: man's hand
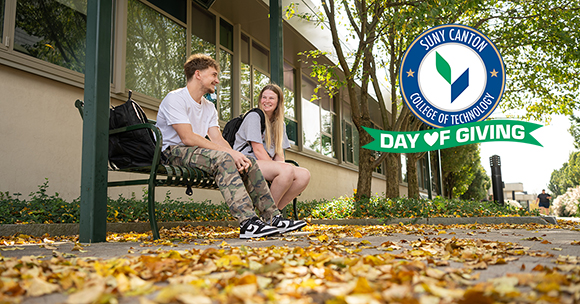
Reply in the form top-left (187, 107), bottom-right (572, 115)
top-left (230, 150), bottom-right (251, 173)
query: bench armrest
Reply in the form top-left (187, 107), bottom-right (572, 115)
top-left (284, 159), bottom-right (299, 167)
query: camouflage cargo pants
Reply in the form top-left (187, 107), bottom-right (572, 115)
top-left (163, 145), bottom-right (279, 224)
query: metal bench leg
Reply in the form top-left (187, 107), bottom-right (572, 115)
top-left (148, 181), bottom-right (160, 240)
top-left (292, 197), bottom-right (298, 220)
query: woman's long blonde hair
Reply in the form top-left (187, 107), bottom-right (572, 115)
top-left (257, 84), bottom-right (285, 157)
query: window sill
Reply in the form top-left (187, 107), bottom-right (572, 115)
top-left (0, 49), bottom-right (86, 89)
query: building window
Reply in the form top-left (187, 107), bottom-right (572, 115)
top-left (341, 102), bottom-right (359, 165)
top-left (148, 0), bottom-right (186, 23)
top-left (239, 36), bottom-right (272, 114)
top-left (125, 0), bottom-right (186, 100)
top-left (14, 0), bottom-right (87, 74)
top-left (417, 155), bottom-right (427, 189)
top-left (253, 67), bottom-right (269, 105)
top-left (401, 154), bottom-right (408, 183)
top-left (218, 49), bottom-right (232, 121)
top-left (217, 19), bottom-right (233, 121)
top-left (240, 34), bottom-right (252, 113)
top-left (284, 62), bottom-right (297, 144)
top-left (370, 122), bottom-right (384, 174)
top-left (302, 75), bottom-right (336, 158)
top-left (191, 1), bottom-right (216, 58)
top-left (1, 0), bottom-right (5, 40)
top-left (252, 41), bottom-right (269, 74)
top-left (252, 42), bottom-right (270, 108)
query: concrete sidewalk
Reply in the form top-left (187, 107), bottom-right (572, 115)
top-left (1, 216), bottom-right (578, 304)
top-left (0, 216), bottom-right (559, 237)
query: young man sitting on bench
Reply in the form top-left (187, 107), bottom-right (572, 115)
top-left (155, 54), bottom-right (306, 239)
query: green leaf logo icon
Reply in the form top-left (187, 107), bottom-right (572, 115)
top-left (435, 51), bottom-right (469, 103)
top-left (436, 52), bottom-right (451, 84)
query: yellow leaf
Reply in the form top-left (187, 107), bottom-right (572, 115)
top-left (345, 294), bottom-right (381, 304)
top-left (25, 277), bottom-right (60, 297)
top-left (155, 284), bottom-right (199, 303)
top-left (382, 284), bottom-right (411, 301)
top-left (237, 274), bottom-right (257, 285)
top-left (71, 243), bottom-right (86, 252)
top-left (230, 283), bottom-right (257, 298)
top-left (536, 281), bottom-right (560, 293)
top-left (300, 278), bottom-right (319, 289)
top-left (318, 235), bottom-right (329, 242)
top-left (66, 283), bottom-right (106, 304)
top-left (353, 232), bottom-right (363, 238)
top-left (175, 294), bottom-right (212, 304)
top-left (0, 246), bottom-right (24, 251)
top-left (352, 277), bottom-right (374, 294)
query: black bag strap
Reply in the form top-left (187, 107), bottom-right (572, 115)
top-left (238, 108), bottom-right (266, 153)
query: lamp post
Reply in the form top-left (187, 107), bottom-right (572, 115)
top-left (489, 155), bottom-right (504, 206)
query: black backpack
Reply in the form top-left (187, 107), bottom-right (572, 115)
top-left (222, 108), bottom-right (265, 151)
top-left (108, 91), bottom-right (163, 169)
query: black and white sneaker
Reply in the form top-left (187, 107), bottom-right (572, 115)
top-left (271, 215), bottom-right (307, 234)
top-left (239, 217), bottom-right (279, 239)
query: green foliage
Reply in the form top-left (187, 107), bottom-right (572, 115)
top-left (441, 144), bottom-right (485, 198)
top-left (549, 151), bottom-right (580, 197)
top-left (460, 163), bottom-right (492, 201)
top-left (568, 115), bottom-right (580, 150)
top-left (0, 180), bottom-right (233, 224)
top-left (0, 182), bottom-right (538, 225)
top-left (0, 179), bottom-right (79, 224)
top-left (296, 195), bottom-right (537, 220)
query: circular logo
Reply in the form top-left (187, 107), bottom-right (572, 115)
top-left (400, 24), bottom-right (505, 128)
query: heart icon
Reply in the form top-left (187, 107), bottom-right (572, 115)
top-left (424, 132), bottom-right (439, 146)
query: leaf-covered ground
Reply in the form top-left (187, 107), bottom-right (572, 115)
top-left (0, 220), bottom-right (579, 304)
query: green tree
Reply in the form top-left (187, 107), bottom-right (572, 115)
top-left (290, 0), bottom-right (580, 199)
top-left (549, 151), bottom-right (580, 197)
top-left (441, 144), bottom-right (482, 199)
top-left (568, 115), bottom-right (580, 150)
top-left (460, 163), bottom-right (491, 201)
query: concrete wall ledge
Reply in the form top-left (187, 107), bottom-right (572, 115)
top-left (0, 216), bottom-right (557, 237)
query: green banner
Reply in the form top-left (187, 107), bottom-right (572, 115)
top-left (362, 120), bottom-right (542, 153)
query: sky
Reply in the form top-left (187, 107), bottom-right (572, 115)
top-left (479, 111), bottom-right (576, 195)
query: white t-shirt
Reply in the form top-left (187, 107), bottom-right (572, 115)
top-left (156, 87), bottom-right (219, 151)
top-left (233, 111), bottom-right (290, 159)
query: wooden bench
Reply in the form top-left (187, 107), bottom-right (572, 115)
top-left (75, 99), bottom-right (299, 240)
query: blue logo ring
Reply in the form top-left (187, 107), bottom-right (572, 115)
top-left (400, 24), bottom-right (505, 128)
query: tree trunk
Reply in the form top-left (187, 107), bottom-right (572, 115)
top-left (356, 127), bottom-right (374, 200)
top-left (444, 173), bottom-right (454, 199)
top-left (406, 153), bottom-right (419, 199)
top-left (385, 153), bottom-right (400, 198)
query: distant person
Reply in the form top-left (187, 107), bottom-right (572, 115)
top-left (535, 189), bottom-right (552, 215)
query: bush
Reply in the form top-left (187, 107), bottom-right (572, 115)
top-left (552, 187), bottom-right (580, 217)
top-left (296, 195), bottom-right (538, 219)
top-left (1, 181), bottom-right (540, 224)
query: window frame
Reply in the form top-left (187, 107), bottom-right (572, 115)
top-left (283, 61), bottom-right (298, 146)
top-left (300, 73), bottom-right (337, 160)
top-left (0, 0), bottom-right (87, 88)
